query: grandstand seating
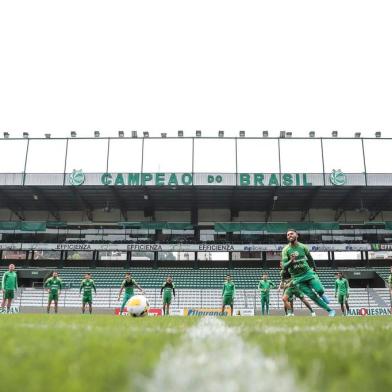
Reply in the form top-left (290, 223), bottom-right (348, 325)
top-left (2, 266), bottom-right (390, 311)
top-left (10, 287), bottom-right (391, 311)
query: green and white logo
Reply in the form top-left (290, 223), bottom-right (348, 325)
top-left (69, 169), bottom-right (85, 186)
top-left (329, 169), bottom-right (346, 186)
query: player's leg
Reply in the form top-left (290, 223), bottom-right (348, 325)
top-left (282, 293), bottom-right (292, 316)
top-left (283, 299), bottom-right (288, 315)
top-left (1, 292), bottom-right (5, 312)
top-left (82, 300), bottom-right (86, 314)
top-left (120, 293), bottom-right (130, 314)
top-left (88, 299), bottom-right (92, 314)
top-left (299, 296), bottom-right (316, 316)
top-left (297, 281), bottom-right (334, 315)
top-left (310, 276), bottom-right (330, 304)
top-left (222, 296), bottom-right (229, 315)
top-left (221, 303), bottom-right (225, 315)
top-left (6, 297), bottom-right (12, 313)
top-left (261, 297), bottom-right (266, 315)
top-left (47, 297), bottom-right (52, 313)
top-left (344, 297), bottom-right (350, 313)
top-left (337, 294), bottom-right (345, 315)
top-left (293, 286), bottom-right (316, 316)
top-left (265, 295), bottom-right (270, 315)
top-left (54, 299), bottom-right (58, 314)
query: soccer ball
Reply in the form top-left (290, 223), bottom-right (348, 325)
top-left (126, 295), bottom-right (150, 317)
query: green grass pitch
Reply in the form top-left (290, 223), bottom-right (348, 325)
top-left (0, 315), bottom-right (391, 392)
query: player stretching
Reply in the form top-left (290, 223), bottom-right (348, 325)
top-left (160, 276), bottom-right (175, 316)
top-left (118, 273), bottom-right (144, 314)
top-left (80, 273), bottom-right (97, 314)
top-left (280, 267), bottom-right (316, 316)
top-left (1, 264), bottom-right (18, 314)
top-left (44, 271), bottom-right (63, 314)
top-left (258, 273), bottom-right (276, 315)
top-left (335, 272), bottom-right (350, 315)
top-left (282, 229), bottom-right (335, 316)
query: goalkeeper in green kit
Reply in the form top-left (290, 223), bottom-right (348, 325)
top-left (44, 271), bottom-right (63, 314)
top-left (80, 273), bottom-right (97, 314)
top-left (221, 274), bottom-right (235, 316)
top-left (282, 229), bottom-right (335, 316)
top-left (258, 273), bottom-right (276, 315)
top-left (1, 264), bottom-right (18, 313)
top-left (335, 272), bottom-right (350, 315)
top-left (160, 276), bottom-right (175, 316)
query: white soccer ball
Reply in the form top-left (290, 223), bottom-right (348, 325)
top-left (126, 295), bottom-right (150, 317)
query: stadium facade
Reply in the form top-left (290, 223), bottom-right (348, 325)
top-left (0, 133), bottom-right (391, 313)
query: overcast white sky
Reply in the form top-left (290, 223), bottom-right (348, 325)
top-left (1, 0), bottom-right (391, 139)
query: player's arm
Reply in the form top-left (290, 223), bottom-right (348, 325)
top-left (335, 280), bottom-right (338, 297)
top-left (2, 273), bottom-right (7, 292)
top-left (345, 279), bottom-right (350, 297)
top-left (135, 281), bottom-right (144, 294)
top-left (233, 284), bottom-right (236, 297)
top-left (222, 285), bottom-right (225, 297)
top-left (92, 280), bottom-right (97, 294)
top-left (58, 279), bottom-right (63, 296)
top-left (160, 284), bottom-right (164, 297)
top-left (15, 274), bottom-right (18, 291)
top-left (117, 282), bottom-right (124, 300)
top-left (44, 278), bottom-right (50, 292)
top-left (304, 245), bottom-right (315, 269)
top-left (79, 280), bottom-right (84, 295)
top-left (281, 248), bottom-right (292, 269)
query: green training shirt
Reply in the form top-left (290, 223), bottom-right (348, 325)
top-left (80, 279), bottom-right (96, 295)
top-left (388, 274), bottom-right (392, 287)
top-left (44, 277), bottom-right (63, 293)
top-left (121, 279), bottom-right (136, 295)
top-left (222, 281), bottom-right (235, 297)
top-left (282, 242), bottom-right (314, 278)
top-left (335, 278), bottom-right (349, 295)
top-left (258, 279), bottom-right (276, 295)
top-left (2, 271), bottom-right (18, 291)
top-left (161, 282), bottom-right (175, 297)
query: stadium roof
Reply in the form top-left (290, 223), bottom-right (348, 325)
top-left (0, 185), bottom-right (390, 220)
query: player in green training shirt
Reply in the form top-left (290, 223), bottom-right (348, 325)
top-left (221, 274), bottom-right (235, 316)
top-left (335, 272), bottom-right (350, 315)
top-left (258, 273), bottom-right (276, 315)
top-left (80, 273), bottom-right (97, 314)
top-left (280, 265), bottom-right (316, 316)
top-left (118, 272), bottom-right (144, 314)
top-left (282, 229), bottom-right (335, 316)
top-left (1, 264), bottom-right (18, 314)
top-left (160, 276), bottom-right (175, 316)
top-left (44, 271), bottom-right (63, 314)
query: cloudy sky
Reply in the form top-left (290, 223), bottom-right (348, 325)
top-left (1, 0), bottom-right (391, 139)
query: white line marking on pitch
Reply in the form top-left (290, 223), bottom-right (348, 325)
top-left (144, 317), bottom-right (298, 392)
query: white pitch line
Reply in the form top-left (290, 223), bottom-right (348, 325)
top-left (143, 317), bottom-right (298, 392)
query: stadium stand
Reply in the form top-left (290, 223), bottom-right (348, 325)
top-left (3, 266), bottom-right (390, 311)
